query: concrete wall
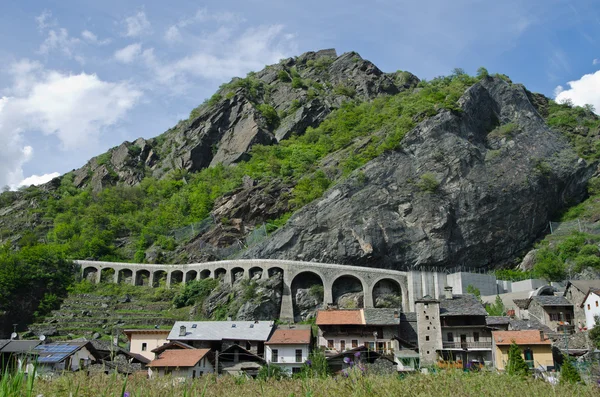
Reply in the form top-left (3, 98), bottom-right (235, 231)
top-left (446, 272), bottom-right (499, 296)
top-left (511, 279), bottom-right (547, 293)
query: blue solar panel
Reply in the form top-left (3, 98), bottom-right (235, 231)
top-left (34, 343), bottom-right (81, 363)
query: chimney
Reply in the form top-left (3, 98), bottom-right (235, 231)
top-left (444, 286), bottom-right (453, 300)
top-left (539, 330), bottom-right (544, 341)
top-left (179, 325), bottom-right (187, 337)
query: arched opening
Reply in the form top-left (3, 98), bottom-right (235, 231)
top-left (372, 279), bottom-right (402, 308)
top-left (291, 271), bottom-right (324, 323)
top-left (135, 270), bottom-right (150, 286)
top-left (185, 270), bottom-right (198, 283)
top-left (170, 270), bottom-right (184, 285)
top-left (153, 270), bottom-right (167, 288)
top-left (268, 267), bottom-right (283, 278)
top-left (249, 267), bottom-right (263, 280)
top-left (118, 269), bottom-right (133, 284)
top-left (100, 268), bottom-right (115, 283)
top-left (200, 269), bottom-right (211, 279)
top-left (231, 267), bottom-right (244, 284)
top-left (332, 275), bottom-right (364, 309)
top-left (83, 267), bottom-right (98, 283)
top-left (215, 268), bottom-right (226, 280)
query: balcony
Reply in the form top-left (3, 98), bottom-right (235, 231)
top-left (442, 341), bottom-right (492, 350)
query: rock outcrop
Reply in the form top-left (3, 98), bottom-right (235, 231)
top-left (241, 77), bottom-right (595, 270)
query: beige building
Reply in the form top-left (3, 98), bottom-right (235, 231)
top-left (124, 329), bottom-right (170, 361)
top-left (492, 330), bottom-right (554, 371)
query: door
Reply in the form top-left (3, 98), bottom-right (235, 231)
top-left (460, 335), bottom-right (467, 349)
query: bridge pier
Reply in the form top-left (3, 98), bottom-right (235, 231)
top-left (113, 272), bottom-right (118, 284)
top-left (279, 272), bottom-right (294, 321)
top-left (323, 281), bottom-right (333, 307)
top-left (95, 270), bottom-right (102, 284)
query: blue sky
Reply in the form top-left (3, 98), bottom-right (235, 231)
top-left (1, 0), bottom-right (599, 188)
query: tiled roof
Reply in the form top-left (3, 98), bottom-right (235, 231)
top-left (493, 330), bottom-right (552, 345)
top-left (439, 295), bottom-right (487, 316)
top-left (265, 328), bottom-right (311, 345)
top-left (362, 308), bottom-right (401, 325)
top-left (168, 321), bottom-right (274, 342)
top-left (486, 316), bottom-right (511, 326)
top-left (148, 349), bottom-right (210, 368)
top-left (316, 310), bottom-right (363, 325)
top-left (530, 295), bottom-right (572, 307)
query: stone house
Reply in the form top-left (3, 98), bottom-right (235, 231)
top-left (491, 330), bottom-right (554, 371)
top-left (123, 329), bottom-right (170, 361)
top-left (581, 288), bottom-right (600, 329)
top-left (0, 340), bottom-right (41, 373)
top-left (563, 280), bottom-right (600, 330)
top-left (33, 341), bottom-right (101, 374)
top-left (148, 349), bottom-right (214, 378)
top-left (325, 346), bottom-right (396, 374)
top-left (265, 325), bottom-right (312, 375)
top-left (525, 295), bottom-right (574, 332)
top-left (218, 344), bottom-right (266, 377)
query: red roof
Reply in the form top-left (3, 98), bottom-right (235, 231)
top-left (265, 329), bottom-right (311, 345)
top-left (316, 310), bottom-right (363, 325)
top-left (493, 330), bottom-right (552, 346)
top-left (148, 349), bottom-right (211, 368)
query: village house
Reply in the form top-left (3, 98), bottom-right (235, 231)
top-left (0, 340), bottom-right (41, 373)
top-left (33, 341), bottom-right (101, 374)
top-left (148, 349), bottom-right (213, 378)
top-left (167, 321), bottom-right (274, 356)
top-left (325, 346), bottom-right (397, 374)
top-left (123, 329), bottom-right (170, 361)
top-left (563, 280), bottom-right (600, 330)
top-left (580, 288), bottom-right (600, 329)
top-left (264, 325), bottom-right (312, 375)
top-left (491, 330), bottom-right (554, 371)
top-left (525, 295), bottom-right (575, 333)
top-left (218, 344), bottom-right (266, 377)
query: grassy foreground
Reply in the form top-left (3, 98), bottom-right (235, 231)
top-left (7, 370), bottom-right (598, 397)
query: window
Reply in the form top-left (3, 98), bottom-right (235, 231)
top-left (340, 340), bottom-right (346, 351)
top-left (295, 349), bottom-right (302, 363)
top-left (246, 341), bottom-right (252, 350)
top-left (425, 315), bottom-right (429, 320)
top-left (447, 332), bottom-right (453, 342)
top-left (141, 343), bottom-right (147, 351)
top-left (351, 340), bottom-right (358, 348)
top-left (597, 301), bottom-right (599, 307)
top-left (426, 336), bottom-right (430, 341)
top-left (192, 370), bottom-right (196, 378)
top-left (473, 333), bottom-right (479, 342)
top-left (588, 304), bottom-right (591, 310)
top-left (292, 367), bottom-right (301, 374)
top-left (327, 340), bottom-right (334, 349)
top-left (271, 349), bottom-right (279, 363)
top-left (427, 326), bottom-right (430, 330)
top-left (550, 313), bottom-right (559, 321)
top-left (192, 324), bottom-right (197, 328)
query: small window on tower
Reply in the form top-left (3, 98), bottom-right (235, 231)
top-left (426, 336), bottom-right (430, 341)
top-left (141, 343), bottom-right (147, 351)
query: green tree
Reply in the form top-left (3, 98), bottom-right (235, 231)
top-left (560, 355), bottom-right (582, 384)
top-left (476, 67), bottom-right (489, 78)
top-left (466, 284), bottom-right (481, 303)
top-left (589, 316), bottom-right (600, 348)
top-left (506, 342), bottom-right (529, 377)
top-left (486, 295), bottom-right (506, 316)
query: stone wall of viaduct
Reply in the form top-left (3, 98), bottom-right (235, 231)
top-left (75, 259), bottom-right (450, 319)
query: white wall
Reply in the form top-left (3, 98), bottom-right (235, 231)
top-left (583, 292), bottom-right (600, 329)
top-left (265, 344), bottom-right (309, 374)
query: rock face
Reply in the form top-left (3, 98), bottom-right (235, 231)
top-left (292, 288), bottom-right (323, 323)
top-left (241, 77), bottom-right (595, 270)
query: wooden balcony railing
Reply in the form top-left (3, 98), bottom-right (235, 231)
top-left (442, 341), bottom-right (492, 349)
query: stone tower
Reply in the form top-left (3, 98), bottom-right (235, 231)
top-left (415, 295), bottom-right (442, 366)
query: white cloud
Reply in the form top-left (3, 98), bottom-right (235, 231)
top-left (164, 26), bottom-right (181, 42)
top-left (38, 28), bottom-right (82, 60)
top-left (593, 59), bottom-right (600, 65)
top-left (124, 11), bottom-right (151, 37)
top-left (114, 43), bottom-right (142, 64)
top-left (81, 30), bottom-right (111, 45)
top-left (18, 172), bottom-right (60, 188)
top-left (555, 70), bottom-right (600, 114)
top-left (35, 10), bottom-right (55, 31)
top-left (164, 8), bottom-right (243, 43)
top-left (0, 61), bottom-right (143, 187)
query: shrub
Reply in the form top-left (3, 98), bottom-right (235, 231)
top-left (506, 342), bottom-right (530, 377)
top-left (476, 67), bottom-right (489, 78)
top-left (488, 123), bottom-right (518, 139)
top-left (308, 284), bottom-right (324, 301)
top-left (333, 84), bottom-right (356, 98)
top-left (291, 77), bottom-right (306, 89)
top-left (417, 173), bottom-right (440, 193)
top-left (172, 278), bottom-right (219, 308)
top-left (96, 152), bottom-right (112, 166)
top-left (256, 104), bottom-right (280, 129)
top-left (277, 69), bottom-right (291, 82)
top-left (560, 356), bottom-right (582, 384)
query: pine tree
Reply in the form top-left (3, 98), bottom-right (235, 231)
top-left (506, 341), bottom-right (529, 377)
top-left (560, 356), bottom-right (582, 385)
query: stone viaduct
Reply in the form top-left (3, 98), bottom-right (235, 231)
top-left (76, 259), bottom-right (450, 320)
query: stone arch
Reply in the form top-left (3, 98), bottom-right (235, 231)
top-left (332, 275), bottom-right (364, 309)
top-left (215, 268), bottom-right (226, 280)
top-left (185, 270), bottom-right (198, 283)
top-left (100, 268), bottom-right (115, 283)
top-left (231, 267), bottom-right (244, 284)
top-left (153, 270), bottom-right (167, 287)
top-left (83, 267), bottom-right (98, 283)
top-left (118, 269), bottom-right (133, 284)
top-left (291, 271), bottom-right (324, 323)
top-left (200, 269), bottom-right (211, 279)
top-left (372, 278), bottom-right (403, 308)
top-left (268, 267), bottom-right (284, 278)
top-left (170, 270), bottom-right (183, 285)
top-left (249, 267), bottom-right (263, 280)
top-left (135, 270), bottom-right (150, 286)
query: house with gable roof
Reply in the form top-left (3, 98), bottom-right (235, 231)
top-left (563, 280), bottom-right (600, 330)
top-left (265, 325), bottom-right (312, 375)
top-left (148, 349), bottom-right (214, 378)
top-left (580, 288), bottom-right (600, 329)
top-left (492, 330), bottom-right (554, 371)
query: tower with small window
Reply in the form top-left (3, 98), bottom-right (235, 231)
top-left (416, 295), bottom-right (442, 366)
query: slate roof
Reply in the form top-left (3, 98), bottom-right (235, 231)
top-left (486, 316), bottom-right (511, 326)
top-left (316, 310), bottom-right (364, 325)
top-left (265, 328), bottom-right (311, 345)
top-left (148, 349), bottom-right (211, 368)
top-left (513, 299), bottom-right (530, 309)
top-left (362, 308), bottom-right (401, 325)
top-left (508, 318), bottom-right (553, 334)
top-left (493, 330), bottom-right (551, 345)
top-left (151, 341), bottom-right (195, 354)
top-left (168, 321), bottom-right (274, 342)
top-left (564, 280), bottom-right (600, 295)
top-left (400, 312), bottom-right (417, 322)
top-left (1, 340), bottom-right (41, 354)
top-left (439, 295), bottom-right (487, 316)
top-left (529, 295), bottom-right (572, 307)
